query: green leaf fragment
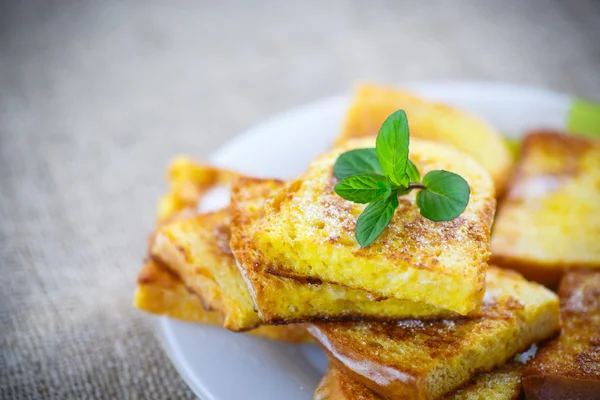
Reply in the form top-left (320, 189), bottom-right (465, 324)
top-left (334, 174), bottom-right (391, 204)
top-left (355, 194), bottom-right (399, 247)
top-left (333, 148), bottom-right (382, 179)
top-left (505, 138), bottom-right (521, 160)
top-left (416, 170), bottom-right (470, 222)
top-left (396, 186), bottom-right (412, 196)
top-left (405, 159), bottom-right (420, 183)
top-left (375, 110), bottom-right (410, 186)
top-left (568, 98), bottom-right (600, 138)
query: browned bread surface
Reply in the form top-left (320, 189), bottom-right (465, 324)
top-left (135, 259), bottom-right (223, 325)
top-left (133, 260), bottom-right (312, 343)
top-left (315, 363), bottom-right (524, 400)
top-left (491, 132), bottom-right (600, 286)
top-left (151, 209), bottom-right (263, 331)
top-left (308, 268), bottom-right (559, 400)
top-left (523, 269), bottom-right (600, 400)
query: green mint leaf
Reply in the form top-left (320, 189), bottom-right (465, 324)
top-left (416, 170), bottom-right (470, 222)
top-left (355, 194), bottom-right (399, 247)
top-left (375, 110), bottom-right (410, 186)
top-left (406, 159), bottom-right (420, 183)
top-left (334, 174), bottom-right (390, 204)
top-left (333, 148), bottom-right (382, 179)
top-left (396, 186), bottom-right (411, 196)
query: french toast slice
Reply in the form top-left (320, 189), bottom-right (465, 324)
top-left (230, 177), bottom-right (463, 324)
top-left (151, 209), bottom-right (262, 331)
top-left (308, 267), bottom-right (559, 400)
top-left (522, 269), bottom-right (600, 400)
top-left (315, 363), bottom-right (524, 400)
top-left (155, 188), bottom-right (458, 332)
top-left (157, 155), bottom-right (239, 222)
top-left (335, 83), bottom-right (513, 195)
top-left (135, 259), bottom-right (223, 326)
top-left (491, 132), bottom-right (600, 286)
top-left (133, 260), bottom-right (312, 343)
top-left (254, 138), bottom-right (496, 315)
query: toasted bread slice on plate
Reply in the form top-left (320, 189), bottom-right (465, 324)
top-left (315, 363), bottom-right (524, 400)
top-left (151, 210), bottom-right (262, 331)
top-left (155, 176), bottom-right (462, 331)
top-left (491, 132), bottom-right (600, 286)
top-left (157, 156), bottom-right (239, 222)
top-left (230, 177), bottom-right (462, 324)
top-left (152, 159), bottom-right (259, 331)
top-left (523, 269), bottom-right (600, 400)
top-left (134, 260), bottom-right (311, 343)
top-left (135, 259), bottom-right (223, 326)
top-left (308, 267), bottom-right (559, 400)
top-left (254, 138), bottom-right (496, 315)
top-left (335, 83), bottom-right (513, 195)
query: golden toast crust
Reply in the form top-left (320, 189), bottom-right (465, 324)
top-left (523, 270), bottom-right (600, 400)
top-left (134, 260), bottom-right (312, 343)
top-left (444, 363), bottom-right (523, 400)
top-left (152, 159), bottom-right (261, 331)
top-left (157, 156), bottom-right (239, 222)
top-left (135, 259), bottom-right (223, 325)
top-left (151, 210), bottom-right (262, 331)
top-left (308, 268), bottom-right (559, 399)
top-left (315, 366), bottom-right (385, 400)
top-left (491, 132), bottom-right (600, 286)
top-left (255, 138), bottom-right (495, 314)
top-left (315, 364), bottom-right (524, 400)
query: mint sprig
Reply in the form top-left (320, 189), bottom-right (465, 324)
top-left (333, 109), bottom-right (471, 247)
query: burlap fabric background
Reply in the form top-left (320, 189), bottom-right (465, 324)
top-left (1, 1), bottom-right (599, 399)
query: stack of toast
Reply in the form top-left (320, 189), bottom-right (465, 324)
top-left (134, 84), bottom-right (600, 399)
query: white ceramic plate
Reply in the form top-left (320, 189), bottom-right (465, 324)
top-left (158, 81), bottom-right (572, 400)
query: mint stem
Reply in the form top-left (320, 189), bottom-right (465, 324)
top-left (408, 183), bottom-right (426, 190)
